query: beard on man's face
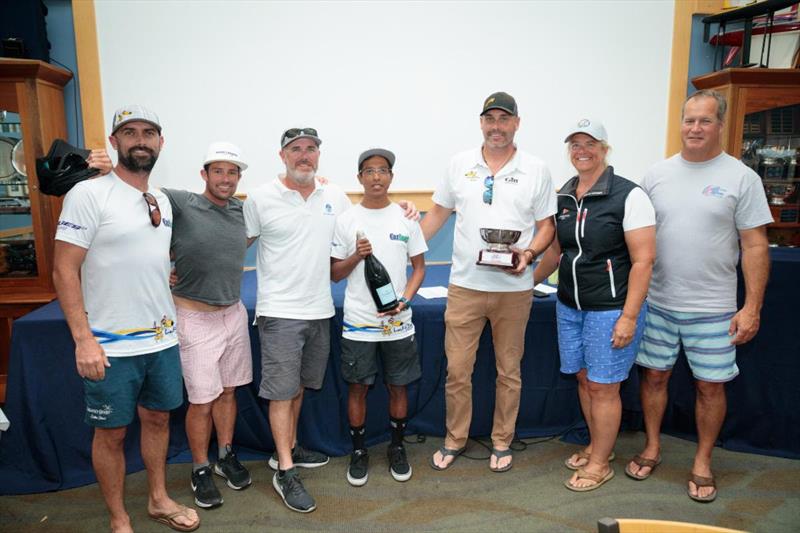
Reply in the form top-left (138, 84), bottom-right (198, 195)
top-left (118, 146), bottom-right (158, 173)
top-left (286, 167), bottom-right (316, 185)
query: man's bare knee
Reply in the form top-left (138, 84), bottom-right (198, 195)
top-left (642, 368), bottom-right (671, 389)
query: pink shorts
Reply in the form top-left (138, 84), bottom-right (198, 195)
top-left (177, 301), bottom-right (253, 404)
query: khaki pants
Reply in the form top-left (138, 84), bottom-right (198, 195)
top-left (443, 284), bottom-right (533, 449)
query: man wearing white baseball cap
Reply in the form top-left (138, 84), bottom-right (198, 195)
top-left (162, 141), bottom-right (253, 510)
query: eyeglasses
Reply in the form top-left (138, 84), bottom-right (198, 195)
top-left (483, 175), bottom-right (494, 205)
top-left (281, 127), bottom-right (318, 145)
top-left (143, 192), bottom-right (161, 227)
top-left (360, 167), bottom-right (391, 177)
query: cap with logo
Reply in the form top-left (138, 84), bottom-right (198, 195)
top-left (564, 118), bottom-right (608, 143)
top-left (481, 92), bottom-right (518, 116)
top-left (203, 141), bottom-right (247, 171)
top-left (358, 148), bottom-right (395, 170)
top-left (111, 104), bottom-right (161, 135)
top-left (280, 127), bottom-right (322, 149)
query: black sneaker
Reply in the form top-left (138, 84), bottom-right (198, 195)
top-left (191, 466), bottom-right (223, 508)
top-left (272, 467), bottom-right (316, 513)
top-left (214, 448), bottom-right (252, 490)
top-left (388, 444), bottom-right (412, 482)
top-left (346, 449), bottom-right (369, 487)
top-left (268, 445), bottom-right (330, 470)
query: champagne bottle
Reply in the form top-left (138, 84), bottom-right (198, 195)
top-left (357, 230), bottom-right (398, 312)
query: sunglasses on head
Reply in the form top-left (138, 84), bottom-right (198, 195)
top-left (143, 192), bottom-right (161, 227)
top-left (282, 128), bottom-right (318, 143)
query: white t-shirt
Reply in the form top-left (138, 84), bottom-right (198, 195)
top-left (55, 173), bottom-right (177, 356)
top-left (642, 152), bottom-right (773, 312)
top-left (623, 187), bottom-right (657, 231)
top-left (331, 203), bottom-right (428, 342)
top-left (244, 178), bottom-right (351, 319)
top-left (432, 147), bottom-right (557, 292)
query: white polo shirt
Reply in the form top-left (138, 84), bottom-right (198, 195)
top-left (244, 177), bottom-right (351, 319)
top-left (432, 147), bottom-right (557, 292)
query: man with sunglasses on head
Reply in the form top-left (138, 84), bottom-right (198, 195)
top-left (53, 105), bottom-right (200, 532)
top-left (243, 127), bottom-right (346, 514)
top-left (161, 142), bottom-right (253, 510)
top-left (421, 92), bottom-right (556, 473)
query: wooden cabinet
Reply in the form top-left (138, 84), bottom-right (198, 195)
top-left (0, 59), bottom-right (72, 402)
top-left (692, 68), bottom-right (800, 246)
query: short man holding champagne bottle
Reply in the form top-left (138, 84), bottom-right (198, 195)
top-left (331, 148), bottom-right (427, 487)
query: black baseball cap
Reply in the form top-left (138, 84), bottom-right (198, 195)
top-left (481, 92), bottom-right (518, 116)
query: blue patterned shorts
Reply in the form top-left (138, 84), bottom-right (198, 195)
top-left (556, 301), bottom-right (647, 384)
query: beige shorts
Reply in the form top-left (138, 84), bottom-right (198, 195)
top-left (177, 301), bottom-right (253, 404)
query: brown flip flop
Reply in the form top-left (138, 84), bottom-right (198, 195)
top-left (624, 454), bottom-right (662, 480)
top-left (564, 467), bottom-right (615, 492)
top-left (148, 504), bottom-right (200, 532)
top-left (688, 472), bottom-right (717, 503)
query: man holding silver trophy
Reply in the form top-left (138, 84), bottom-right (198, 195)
top-left (422, 92), bottom-right (556, 472)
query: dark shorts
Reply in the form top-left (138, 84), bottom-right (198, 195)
top-left (340, 335), bottom-right (421, 386)
top-left (83, 345), bottom-right (184, 428)
top-left (257, 317), bottom-right (330, 400)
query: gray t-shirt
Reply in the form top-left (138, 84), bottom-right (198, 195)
top-left (163, 188), bottom-right (247, 306)
top-left (641, 152), bottom-right (772, 312)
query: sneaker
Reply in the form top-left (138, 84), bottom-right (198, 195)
top-left (272, 467), bottom-right (316, 513)
top-left (191, 466), bottom-right (223, 508)
top-left (388, 444), bottom-right (412, 482)
top-left (268, 445), bottom-right (330, 470)
top-left (346, 449), bottom-right (369, 487)
top-left (214, 448), bottom-right (252, 490)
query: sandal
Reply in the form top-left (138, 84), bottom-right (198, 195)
top-left (148, 504), bottom-right (200, 532)
top-left (489, 447), bottom-right (513, 473)
top-left (624, 454), bottom-right (662, 480)
top-left (564, 467), bottom-right (615, 492)
top-left (688, 473), bottom-right (717, 503)
top-left (429, 446), bottom-right (464, 471)
top-left (564, 449), bottom-right (616, 470)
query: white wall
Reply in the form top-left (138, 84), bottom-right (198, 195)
top-left (95, 1), bottom-right (674, 193)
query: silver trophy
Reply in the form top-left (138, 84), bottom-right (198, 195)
top-left (477, 228), bottom-right (521, 268)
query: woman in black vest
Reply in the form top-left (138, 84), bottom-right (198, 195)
top-left (533, 119), bottom-right (655, 492)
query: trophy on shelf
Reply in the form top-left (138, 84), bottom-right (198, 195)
top-left (477, 228), bottom-right (521, 268)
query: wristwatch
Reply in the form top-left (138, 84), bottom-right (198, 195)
top-left (399, 297), bottom-right (411, 309)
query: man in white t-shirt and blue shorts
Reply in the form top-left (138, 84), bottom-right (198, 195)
top-left (331, 148), bottom-right (427, 487)
top-left (626, 90), bottom-right (772, 503)
top-left (53, 105), bottom-right (200, 532)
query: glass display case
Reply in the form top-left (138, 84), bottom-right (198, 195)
top-left (692, 68), bottom-right (800, 246)
top-left (0, 111), bottom-right (37, 277)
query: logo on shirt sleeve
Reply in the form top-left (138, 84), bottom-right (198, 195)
top-left (57, 219), bottom-right (87, 230)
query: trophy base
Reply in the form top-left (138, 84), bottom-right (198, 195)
top-left (477, 250), bottom-right (517, 268)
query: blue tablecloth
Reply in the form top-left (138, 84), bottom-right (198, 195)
top-left (1, 251), bottom-right (798, 495)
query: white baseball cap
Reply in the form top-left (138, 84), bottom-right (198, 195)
top-left (564, 118), bottom-right (608, 143)
top-left (202, 141), bottom-right (248, 171)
